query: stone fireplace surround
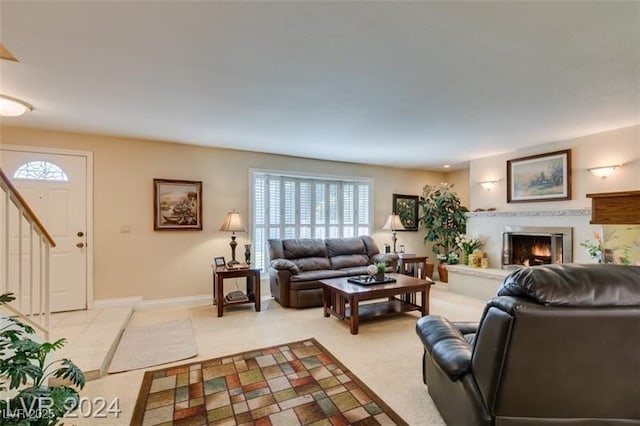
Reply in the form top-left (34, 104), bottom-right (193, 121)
top-left (446, 208), bottom-right (598, 300)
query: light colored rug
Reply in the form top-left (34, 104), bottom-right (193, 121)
top-left (108, 319), bottom-right (198, 374)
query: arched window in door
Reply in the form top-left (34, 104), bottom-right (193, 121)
top-left (12, 161), bottom-right (69, 181)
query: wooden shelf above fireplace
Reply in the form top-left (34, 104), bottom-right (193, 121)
top-left (586, 191), bottom-right (640, 224)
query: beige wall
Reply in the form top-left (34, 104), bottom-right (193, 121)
top-left (1, 126), bottom-right (443, 301)
top-left (470, 125), bottom-right (640, 211)
top-left (444, 168), bottom-right (470, 208)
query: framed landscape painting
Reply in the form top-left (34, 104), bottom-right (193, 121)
top-left (154, 179), bottom-right (203, 230)
top-left (393, 193), bottom-right (419, 231)
top-left (507, 149), bottom-right (571, 203)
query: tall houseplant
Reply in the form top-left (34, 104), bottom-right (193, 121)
top-left (419, 183), bottom-right (469, 265)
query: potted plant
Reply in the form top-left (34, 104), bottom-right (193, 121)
top-left (0, 292), bottom-right (85, 424)
top-left (419, 183), bottom-right (469, 282)
top-left (367, 262), bottom-right (387, 281)
top-left (455, 234), bottom-right (484, 265)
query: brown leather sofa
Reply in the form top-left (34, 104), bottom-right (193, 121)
top-left (268, 236), bottom-right (398, 308)
top-left (416, 263), bottom-right (640, 425)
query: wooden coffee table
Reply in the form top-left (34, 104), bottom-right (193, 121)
top-left (320, 273), bottom-right (434, 334)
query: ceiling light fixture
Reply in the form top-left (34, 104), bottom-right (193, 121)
top-left (479, 181), bottom-right (497, 190)
top-left (588, 165), bottom-right (619, 178)
top-left (443, 165), bottom-right (451, 169)
top-left (0, 95), bottom-right (33, 117)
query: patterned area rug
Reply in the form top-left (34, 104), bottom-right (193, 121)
top-left (131, 338), bottom-right (407, 425)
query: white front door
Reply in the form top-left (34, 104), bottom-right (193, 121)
top-left (1, 148), bottom-right (88, 312)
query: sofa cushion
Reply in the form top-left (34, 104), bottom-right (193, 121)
top-left (339, 266), bottom-right (371, 276)
top-left (283, 239), bottom-right (328, 259)
top-left (290, 270), bottom-right (347, 288)
top-left (330, 254), bottom-right (369, 270)
top-left (325, 238), bottom-right (367, 257)
top-left (498, 264), bottom-right (640, 307)
top-left (371, 253), bottom-right (399, 265)
top-left (360, 235), bottom-right (381, 257)
top-left (267, 239), bottom-right (285, 260)
top-left (291, 257), bottom-right (331, 272)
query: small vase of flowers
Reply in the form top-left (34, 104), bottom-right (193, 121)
top-left (367, 262), bottom-right (387, 281)
top-left (455, 234), bottom-right (484, 265)
top-left (580, 232), bottom-right (603, 263)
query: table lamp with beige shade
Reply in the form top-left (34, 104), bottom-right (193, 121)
top-left (383, 214), bottom-right (405, 253)
top-left (219, 210), bottom-right (246, 267)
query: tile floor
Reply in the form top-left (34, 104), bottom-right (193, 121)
top-left (50, 306), bottom-right (133, 381)
top-left (55, 283), bottom-right (486, 425)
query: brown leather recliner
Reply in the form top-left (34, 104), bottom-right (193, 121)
top-left (416, 264), bottom-right (640, 425)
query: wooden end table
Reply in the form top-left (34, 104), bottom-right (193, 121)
top-left (212, 266), bottom-right (261, 317)
top-left (320, 273), bottom-right (434, 334)
top-left (398, 255), bottom-right (430, 279)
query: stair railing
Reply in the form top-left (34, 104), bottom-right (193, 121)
top-left (0, 167), bottom-right (55, 339)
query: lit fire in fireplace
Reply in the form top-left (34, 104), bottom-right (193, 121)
top-left (502, 227), bottom-right (571, 268)
top-left (531, 243), bottom-right (551, 257)
top-left (520, 240), bottom-right (553, 267)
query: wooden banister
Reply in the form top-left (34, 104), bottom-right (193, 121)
top-left (0, 168), bottom-right (56, 247)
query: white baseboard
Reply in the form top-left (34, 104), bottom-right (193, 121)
top-left (93, 284), bottom-right (272, 312)
top-left (135, 294), bottom-right (212, 311)
top-left (93, 296), bottom-right (143, 309)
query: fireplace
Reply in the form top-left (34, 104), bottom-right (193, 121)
top-left (502, 226), bottom-right (572, 269)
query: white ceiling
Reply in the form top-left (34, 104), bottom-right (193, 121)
top-left (1, 1), bottom-right (638, 170)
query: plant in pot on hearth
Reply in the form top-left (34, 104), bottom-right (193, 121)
top-left (0, 292), bottom-right (85, 425)
top-left (455, 234), bottom-right (484, 265)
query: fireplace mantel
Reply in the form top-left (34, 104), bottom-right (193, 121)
top-left (586, 191), bottom-right (640, 224)
top-left (467, 208), bottom-right (591, 218)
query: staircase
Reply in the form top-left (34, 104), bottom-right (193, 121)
top-left (1, 167), bottom-right (133, 380)
top-left (0, 168), bottom-right (54, 339)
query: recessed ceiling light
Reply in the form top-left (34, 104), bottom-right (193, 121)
top-left (443, 165), bottom-right (451, 169)
top-left (0, 95), bottom-right (33, 117)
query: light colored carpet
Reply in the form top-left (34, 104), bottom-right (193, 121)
top-left (78, 285), bottom-right (486, 425)
top-left (108, 319), bottom-right (198, 373)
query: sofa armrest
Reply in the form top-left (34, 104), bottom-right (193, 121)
top-left (371, 253), bottom-right (399, 267)
top-left (269, 268), bottom-right (293, 307)
top-left (270, 259), bottom-right (299, 274)
top-left (416, 315), bottom-right (472, 381)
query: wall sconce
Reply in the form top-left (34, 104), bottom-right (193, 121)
top-left (479, 181), bottom-right (497, 190)
top-left (588, 165), bottom-right (619, 178)
top-left (0, 94), bottom-right (33, 117)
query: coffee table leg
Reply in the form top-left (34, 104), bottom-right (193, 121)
top-left (350, 296), bottom-right (359, 334)
top-left (323, 287), bottom-right (330, 318)
top-left (422, 287), bottom-right (429, 316)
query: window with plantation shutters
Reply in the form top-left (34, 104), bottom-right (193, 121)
top-left (251, 170), bottom-right (372, 272)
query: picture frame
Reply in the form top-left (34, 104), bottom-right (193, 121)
top-left (507, 149), bottom-right (571, 203)
top-left (392, 193), bottom-right (419, 231)
top-left (214, 256), bottom-right (226, 268)
top-left (153, 179), bottom-right (203, 230)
